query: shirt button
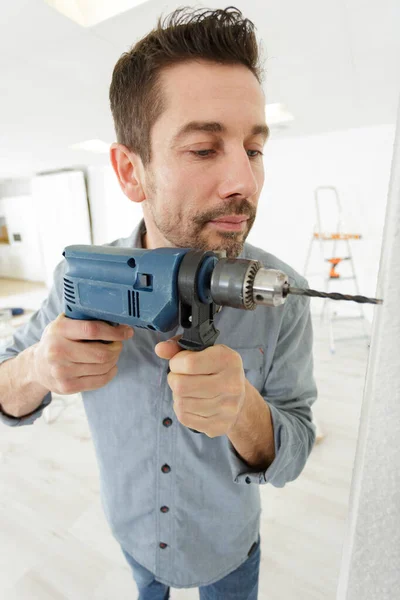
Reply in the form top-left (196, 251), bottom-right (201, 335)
top-left (163, 417), bottom-right (173, 427)
top-left (245, 476), bottom-right (251, 484)
top-left (159, 542), bottom-right (168, 549)
top-left (160, 506), bottom-right (169, 513)
top-left (161, 464), bottom-right (171, 473)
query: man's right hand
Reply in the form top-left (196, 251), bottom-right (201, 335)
top-left (32, 313), bottom-right (134, 395)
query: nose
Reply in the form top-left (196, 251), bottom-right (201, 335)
top-left (217, 148), bottom-right (260, 200)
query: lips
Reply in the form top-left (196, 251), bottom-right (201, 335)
top-left (211, 216), bottom-right (248, 224)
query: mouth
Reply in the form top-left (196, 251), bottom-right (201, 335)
top-left (208, 216), bottom-right (248, 231)
top-left (210, 215), bottom-right (249, 224)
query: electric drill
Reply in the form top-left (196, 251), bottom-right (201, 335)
top-left (62, 244), bottom-right (382, 434)
top-left (62, 245), bottom-right (290, 349)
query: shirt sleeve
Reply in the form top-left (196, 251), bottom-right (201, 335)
top-left (228, 276), bottom-right (317, 487)
top-left (0, 259), bottom-right (66, 427)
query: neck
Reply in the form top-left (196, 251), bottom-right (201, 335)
top-left (141, 215), bottom-right (171, 250)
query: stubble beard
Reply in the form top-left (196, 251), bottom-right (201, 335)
top-left (144, 172), bottom-right (256, 258)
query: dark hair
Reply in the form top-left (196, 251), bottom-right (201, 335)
top-left (109, 6), bottom-right (264, 166)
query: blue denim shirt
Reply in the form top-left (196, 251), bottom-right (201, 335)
top-left (0, 219), bottom-right (317, 588)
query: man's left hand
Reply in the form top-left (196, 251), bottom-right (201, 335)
top-left (154, 337), bottom-right (246, 438)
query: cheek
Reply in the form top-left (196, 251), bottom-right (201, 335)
top-left (256, 163), bottom-right (265, 186)
top-left (154, 157), bottom-right (219, 219)
top-left (159, 160), bottom-right (196, 199)
top-left (154, 163), bottom-right (175, 191)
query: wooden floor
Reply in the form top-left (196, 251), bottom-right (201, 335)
top-left (0, 278), bottom-right (371, 599)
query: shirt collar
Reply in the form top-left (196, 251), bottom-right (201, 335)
top-left (129, 218), bottom-right (146, 249)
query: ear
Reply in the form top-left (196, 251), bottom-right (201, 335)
top-left (110, 143), bottom-right (146, 204)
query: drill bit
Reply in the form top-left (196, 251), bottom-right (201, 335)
top-left (285, 286), bottom-right (383, 305)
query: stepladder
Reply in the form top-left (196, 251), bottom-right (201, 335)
top-left (303, 186), bottom-right (370, 354)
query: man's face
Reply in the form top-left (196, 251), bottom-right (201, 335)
top-left (141, 60), bottom-right (268, 258)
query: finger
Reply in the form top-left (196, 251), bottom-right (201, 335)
top-left (169, 345), bottom-right (219, 375)
top-left (155, 341), bottom-right (183, 360)
top-left (168, 372), bottom-right (222, 398)
top-left (177, 402), bottom-right (221, 418)
top-left (55, 314), bottom-right (134, 342)
top-left (54, 358), bottom-right (118, 379)
top-left (54, 339), bottom-right (124, 364)
top-left (154, 334), bottom-right (183, 360)
top-left (62, 366), bottom-right (118, 394)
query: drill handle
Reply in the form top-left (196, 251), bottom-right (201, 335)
top-left (172, 250), bottom-right (222, 434)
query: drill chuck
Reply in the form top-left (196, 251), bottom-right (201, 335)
top-left (252, 267), bottom-right (289, 307)
top-left (210, 258), bottom-right (289, 309)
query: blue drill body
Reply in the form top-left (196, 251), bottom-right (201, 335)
top-left (62, 245), bottom-right (218, 334)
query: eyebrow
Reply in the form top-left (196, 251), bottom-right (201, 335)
top-left (171, 121), bottom-right (270, 145)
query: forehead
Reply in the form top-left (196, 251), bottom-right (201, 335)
top-left (155, 60), bottom-right (266, 136)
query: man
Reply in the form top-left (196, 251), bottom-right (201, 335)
top-left (0, 7), bottom-right (317, 599)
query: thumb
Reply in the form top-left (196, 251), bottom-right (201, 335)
top-left (154, 334), bottom-right (183, 360)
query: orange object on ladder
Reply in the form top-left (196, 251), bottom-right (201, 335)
top-left (326, 256), bottom-right (350, 279)
top-left (314, 233), bottom-right (362, 240)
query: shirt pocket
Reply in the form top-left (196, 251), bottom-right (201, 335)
top-left (233, 346), bottom-right (266, 393)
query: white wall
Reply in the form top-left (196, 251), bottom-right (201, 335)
top-left (0, 178), bottom-right (44, 282)
top-left (0, 178), bottom-right (31, 198)
top-left (87, 165), bottom-right (143, 245)
top-left (336, 103), bottom-right (400, 600)
top-left (0, 195), bottom-right (45, 281)
top-left (0, 171), bottom-right (93, 285)
top-left (31, 171), bottom-right (92, 288)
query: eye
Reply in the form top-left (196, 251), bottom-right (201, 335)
top-left (190, 149), bottom-right (216, 157)
top-left (247, 150), bottom-right (263, 158)
top-left (189, 148), bottom-right (263, 159)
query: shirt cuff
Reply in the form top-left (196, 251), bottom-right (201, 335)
top-left (227, 402), bottom-right (304, 487)
top-left (0, 391), bottom-right (52, 427)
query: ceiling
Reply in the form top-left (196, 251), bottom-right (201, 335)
top-left (0, 0), bottom-right (399, 180)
